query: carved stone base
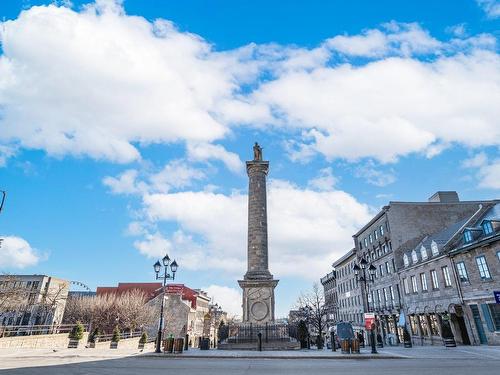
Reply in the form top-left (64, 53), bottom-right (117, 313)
top-left (238, 279), bottom-right (278, 323)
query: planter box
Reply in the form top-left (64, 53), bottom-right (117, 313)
top-left (88, 342), bottom-right (96, 348)
top-left (138, 342), bottom-right (145, 350)
top-left (110, 341), bottom-right (118, 349)
top-left (67, 339), bottom-right (80, 349)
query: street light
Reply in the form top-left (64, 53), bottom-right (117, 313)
top-left (353, 258), bottom-right (377, 354)
top-left (153, 253), bottom-right (179, 353)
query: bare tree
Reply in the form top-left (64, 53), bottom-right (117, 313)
top-left (0, 275), bottom-right (28, 315)
top-left (296, 283), bottom-right (327, 348)
top-left (63, 290), bottom-right (156, 334)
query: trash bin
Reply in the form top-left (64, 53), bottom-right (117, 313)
top-left (351, 338), bottom-right (360, 354)
top-left (163, 338), bottom-right (174, 353)
top-left (341, 339), bottom-right (351, 354)
top-left (173, 338), bottom-right (184, 353)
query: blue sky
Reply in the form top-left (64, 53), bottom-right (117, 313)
top-left (0, 0), bottom-right (499, 317)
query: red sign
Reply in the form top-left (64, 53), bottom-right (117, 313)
top-left (364, 313), bottom-right (375, 330)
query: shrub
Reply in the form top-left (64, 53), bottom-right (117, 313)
top-left (68, 321), bottom-right (85, 341)
top-left (139, 332), bottom-right (148, 344)
top-left (112, 326), bottom-right (121, 343)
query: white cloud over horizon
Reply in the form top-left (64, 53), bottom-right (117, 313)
top-left (0, 236), bottom-right (42, 269)
top-left (0, 1), bottom-right (499, 170)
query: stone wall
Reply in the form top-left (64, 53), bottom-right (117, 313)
top-left (0, 332), bottom-right (88, 349)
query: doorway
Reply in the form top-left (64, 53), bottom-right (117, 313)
top-left (470, 304), bottom-right (488, 344)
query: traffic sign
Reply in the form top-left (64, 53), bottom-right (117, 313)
top-left (364, 313), bottom-right (375, 330)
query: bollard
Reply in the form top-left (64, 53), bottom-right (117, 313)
top-left (257, 332), bottom-right (262, 351)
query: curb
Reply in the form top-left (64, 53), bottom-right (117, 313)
top-left (141, 354), bottom-right (406, 360)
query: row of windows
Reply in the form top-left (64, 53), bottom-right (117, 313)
top-left (338, 278), bottom-right (357, 294)
top-left (366, 242), bottom-right (393, 263)
top-left (339, 294), bottom-right (362, 309)
top-left (369, 285), bottom-right (397, 307)
top-left (338, 313), bottom-right (364, 324)
top-left (0, 280), bottom-right (40, 290)
top-left (403, 266), bottom-right (452, 294)
top-left (360, 222), bottom-right (390, 249)
top-left (464, 220), bottom-right (495, 244)
top-left (456, 254), bottom-right (496, 282)
top-left (403, 241), bottom-right (440, 267)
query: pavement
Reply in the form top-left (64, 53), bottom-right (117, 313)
top-left (0, 345), bottom-right (499, 374)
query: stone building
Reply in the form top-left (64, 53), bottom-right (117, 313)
top-left (332, 249), bottom-right (364, 332)
top-left (320, 270), bottom-right (337, 324)
top-left (352, 191), bottom-right (494, 344)
top-left (399, 217), bottom-right (473, 346)
top-left (449, 203), bottom-right (500, 345)
top-left (0, 274), bottom-right (69, 328)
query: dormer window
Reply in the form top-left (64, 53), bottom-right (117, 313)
top-left (420, 246), bottom-right (428, 261)
top-left (464, 230), bottom-right (473, 243)
top-left (403, 254), bottom-right (409, 267)
top-left (411, 250), bottom-right (418, 264)
top-left (482, 221), bottom-right (493, 235)
top-left (431, 241), bottom-right (439, 256)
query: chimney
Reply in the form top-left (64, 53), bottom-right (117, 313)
top-left (428, 191), bottom-right (460, 203)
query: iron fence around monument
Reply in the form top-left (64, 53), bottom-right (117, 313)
top-left (219, 323), bottom-right (298, 344)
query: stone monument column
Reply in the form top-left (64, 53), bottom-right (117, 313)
top-left (238, 143), bottom-right (278, 323)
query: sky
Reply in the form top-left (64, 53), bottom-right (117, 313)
top-left (0, 0), bottom-right (499, 318)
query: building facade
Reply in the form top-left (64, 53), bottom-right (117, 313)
top-left (320, 270), bottom-right (337, 325)
top-left (332, 249), bottom-right (364, 332)
top-left (0, 274), bottom-right (69, 328)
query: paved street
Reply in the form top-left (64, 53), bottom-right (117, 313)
top-left (0, 346), bottom-right (499, 374)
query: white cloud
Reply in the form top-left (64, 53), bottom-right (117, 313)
top-left (0, 236), bottom-right (41, 268)
top-left (463, 152), bottom-right (500, 189)
top-left (102, 169), bottom-right (146, 195)
top-left (355, 162), bottom-right (396, 187)
top-left (0, 2), bottom-right (250, 163)
top-left (203, 284), bottom-right (242, 318)
top-left (149, 160), bottom-right (206, 193)
top-left (187, 143), bottom-right (244, 174)
top-left (0, 4), bottom-right (498, 168)
top-left (477, 0), bottom-right (500, 18)
top-left (307, 167), bottom-right (338, 191)
top-left (140, 180), bottom-right (371, 279)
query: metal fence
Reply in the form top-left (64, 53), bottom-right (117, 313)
top-left (0, 324), bottom-right (89, 338)
top-left (219, 323), bottom-right (298, 344)
top-left (95, 330), bottom-right (143, 343)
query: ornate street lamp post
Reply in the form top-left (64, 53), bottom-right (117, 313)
top-left (353, 258), bottom-right (377, 354)
top-left (153, 253), bottom-right (179, 353)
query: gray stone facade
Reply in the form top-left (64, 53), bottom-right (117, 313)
top-left (239, 157), bottom-right (278, 323)
top-left (320, 270), bottom-right (337, 323)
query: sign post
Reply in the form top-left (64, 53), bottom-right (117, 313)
top-left (364, 313), bottom-right (377, 354)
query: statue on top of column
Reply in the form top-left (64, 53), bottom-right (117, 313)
top-left (253, 142), bottom-right (263, 161)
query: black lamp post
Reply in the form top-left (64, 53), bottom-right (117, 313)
top-left (353, 258), bottom-right (377, 354)
top-left (153, 253), bottom-right (179, 353)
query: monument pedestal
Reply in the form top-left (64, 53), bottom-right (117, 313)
top-left (238, 279), bottom-right (278, 323)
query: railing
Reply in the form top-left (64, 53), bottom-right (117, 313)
top-left (0, 324), bottom-right (89, 338)
top-left (219, 323), bottom-right (297, 344)
top-left (94, 330), bottom-right (143, 343)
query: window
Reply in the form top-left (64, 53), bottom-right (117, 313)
top-left (429, 314), bottom-right (440, 336)
top-left (497, 251), bottom-right (500, 262)
top-left (418, 315), bottom-right (429, 336)
top-left (382, 244), bottom-right (388, 254)
top-left (488, 304), bottom-right (500, 331)
top-left (456, 262), bottom-right (468, 282)
top-left (32, 281), bottom-right (39, 290)
top-left (431, 241), bottom-right (439, 256)
top-left (369, 234), bottom-right (373, 243)
top-left (377, 290), bottom-right (382, 305)
top-left (411, 250), bottom-right (418, 264)
top-left (359, 240), bottom-right (363, 250)
top-left (380, 225), bottom-right (384, 236)
top-left (403, 254), bottom-right (409, 267)
top-left (420, 246), bottom-right (428, 261)
top-left (420, 273), bottom-right (428, 291)
top-left (442, 266), bottom-right (452, 287)
top-left (383, 288), bottom-right (388, 304)
top-left (385, 261), bottom-right (391, 274)
top-left (392, 259), bottom-right (396, 272)
top-left (464, 230), bottom-right (473, 243)
top-left (379, 264), bottom-right (384, 277)
top-left (476, 256), bottom-right (491, 280)
top-left (403, 278), bottom-right (410, 294)
top-left (389, 285), bottom-right (395, 301)
top-left (364, 238), bottom-right (368, 247)
top-left (482, 221), bottom-right (494, 235)
top-left (388, 241), bottom-right (392, 250)
top-left (430, 270), bottom-right (439, 289)
top-left (411, 275), bottom-right (418, 293)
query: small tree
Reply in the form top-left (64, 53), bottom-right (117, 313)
top-left (111, 326), bottom-right (121, 343)
top-left (139, 332), bottom-right (148, 344)
top-left (69, 321), bottom-right (84, 341)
